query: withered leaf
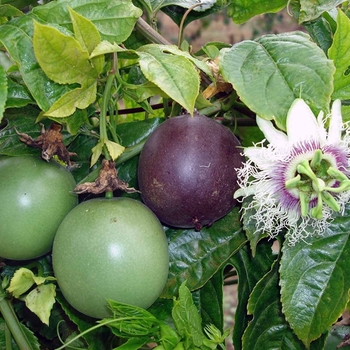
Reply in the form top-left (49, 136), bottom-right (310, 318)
top-left (16, 122), bottom-right (77, 167)
top-left (74, 159), bottom-right (140, 195)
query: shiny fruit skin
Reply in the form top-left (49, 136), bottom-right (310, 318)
top-left (52, 197), bottom-right (169, 319)
top-left (137, 113), bottom-right (245, 229)
top-left (0, 156), bottom-right (78, 260)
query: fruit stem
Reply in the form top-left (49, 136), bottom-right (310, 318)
top-left (0, 282), bottom-right (35, 350)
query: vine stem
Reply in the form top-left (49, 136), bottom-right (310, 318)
top-left (0, 294), bottom-right (35, 350)
top-left (55, 316), bottom-right (151, 350)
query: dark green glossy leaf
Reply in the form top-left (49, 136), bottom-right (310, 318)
top-left (0, 16), bottom-right (71, 112)
top-left (328, 9), bottom-right (350, 100)
top-left (6, 78), bottom-right (34, 109)
top-left (229, 240), bottom-right (277, 350)
top-left (227, 0), bottom-right (288, 24)
top-left (161, 207), bottom-right (246, 298)
top-left (304, 16), bottom-right (334, 54)
top-left (243, 261), bottom-right (305, 350)
top-left (56, 292), bottom-right (113, 350)
top-left (193, 271), bottom-right (224, 332)
top-left (280, 205), bottom-right (350, 347)
top-left (219, 31), bottom-right (334, 130)
top-left (0, 65), bottom-right (7, 123)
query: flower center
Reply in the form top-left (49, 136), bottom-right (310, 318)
top-left (285, 149), bottom-right (350, 219)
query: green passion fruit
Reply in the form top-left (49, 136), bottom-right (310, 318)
top-left (137, 112), bottom-right (245, 230)
top-left (52, 197), bottom-right (169, 319)
top-left (0, 156), bottom-right (78, 260)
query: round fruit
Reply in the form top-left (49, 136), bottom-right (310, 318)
top-left (138, 112), bottom-right (245, 229)
top-left (52, 197), bottom-right (169, 319)
top-left (0, 156), bottom-right (78, 260)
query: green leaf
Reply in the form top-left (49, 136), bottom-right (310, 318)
top-left (227, 0), bottom-right (288, 24)
top-left (303, 15), bottom-right (334, 54)
top-left (219, 31), bottom-right (335, 130)
top-left (279, 206), bottom-right (350, 347)
top-left (195, 271), bottom-right (224, 332)
top-left (7, 268), bottom-right (46, 298)
top-left (328, 9), bottom-right (350, 100)
top-left (161, 208), bottom-right (246, 298)
top-left (104, 140), bottom-right (125, 161)
top-left (172, 282), bottom-right (206, 348)
top-left (0, 65), bottom-right (7, 123)
top-left (242, 261), bottom-right (305, 350)
top-left (43, 78), bottom-right (97, 118)
top-left (229, 241), bottom-right (277, 350)
top-left (24, 283), bottom-right (56, 326)
top-left (68, 7), bottom-right (104, 74)
top-left (6, 77), bottom-right (34, 108)
top-left (32, 0), bottom-right (142, 44)
top-left (56, 292), bottom-right (113, 350)
top-left (0, 16), bottom-right (72, 111)
top-left (0, 4), bottom-right (24, 17)
top-left (137, 44), bottom-right (200, 114)
top-left (33, 21), bottom-right (98, 85)
top-left (298, 0), bottom-right (344, 23)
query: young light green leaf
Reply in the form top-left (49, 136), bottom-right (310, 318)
top-left (90, 40), bottom-right (130, 58)
top-left (33, 21), bottom-right (98, 85)
top-left (32, 0), bottom-right (142, 44)
top-left (24, 283), bottom-right (56, 326)
top-left (68, 6), bottom-right (104, 74)
top-left (298, 0), bottom-right (344, 23)
top-left (137, 44), bottom-right (200, 114)
top-left (328, 9), bottom-right (350, 100)
top-left (227, 0), bottom-right (287, 24)
top-left (7, 268), bottom-right (46, 298)
top-left (0, 65), bottom-right (7, 123)
top-left (280, 207), bottom-right (350, 347)
top-left (219, 31), bottom-right (334, 130)
top-left (43, 79), bottom-right (97, 118)
top-left (91, 140), bottom-right (104, 167)
top-left (172, 282), bottom-right (206, 348)
top-left (105, 140), bottom-right (125, 161)
top-left (242, 261), bottom-right (305, 350)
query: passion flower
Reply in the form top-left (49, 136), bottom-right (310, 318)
top-left (234, 99), bottom-right (350, 244)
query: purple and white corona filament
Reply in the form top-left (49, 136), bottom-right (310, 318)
top-left (234, 99), bottom-right (350, 244)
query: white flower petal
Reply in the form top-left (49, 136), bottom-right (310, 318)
top-left (317, 111), bottom-right (327, 145)
top-left (328, 99), bottom-right (342, 144)
top-left (287, 99), bottom-right (321, 144)
top-left (256, 116), bottom-right (288, 146)
top-left (244, 147), bottom-right (276, 169)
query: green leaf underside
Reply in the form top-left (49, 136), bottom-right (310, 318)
top-left (298, 0), bottom-right (345, 23)
top-left (162, 208), bottom-right (246, 298)
top-left (219, 31), bottom-right (334, 130)
top-left (328, 9), bottom-right (350, 100)
top-left (280, 206), bottom-right (350, 347)
top-left (137, 44), bottom-right (200, 114)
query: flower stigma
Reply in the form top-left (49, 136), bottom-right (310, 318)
top-left (234, 99), bottom-right (350, 245)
